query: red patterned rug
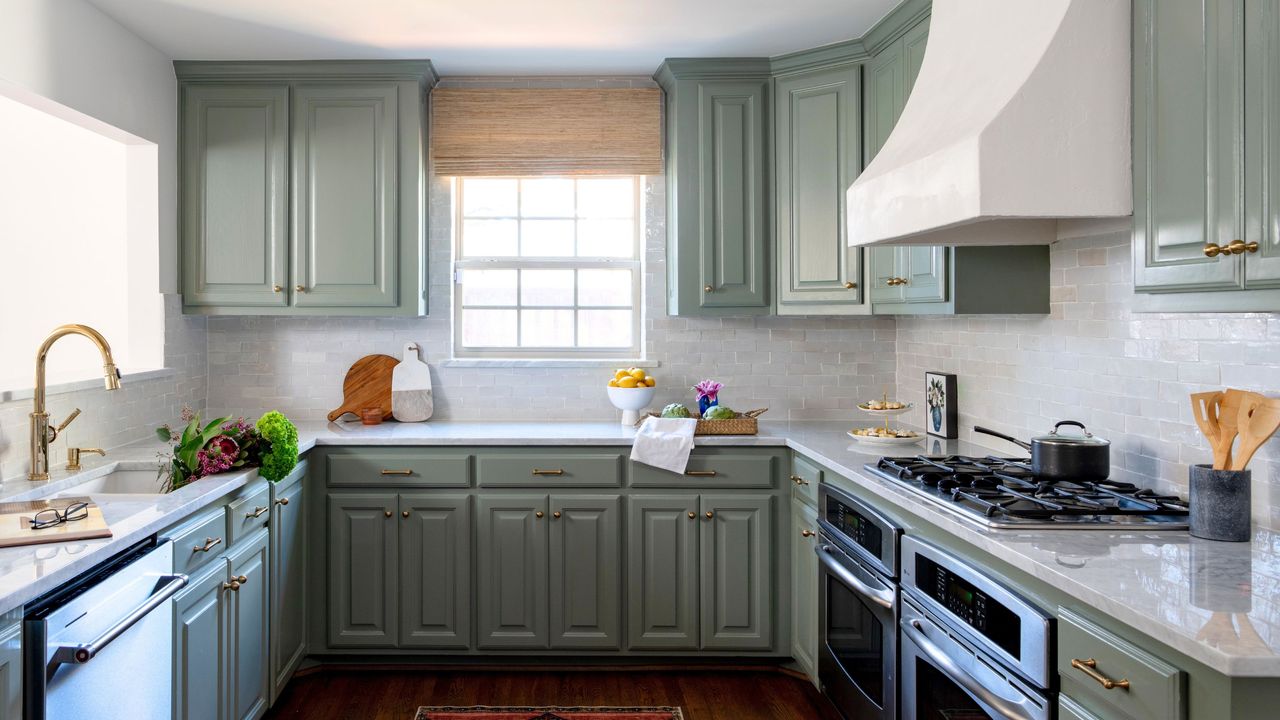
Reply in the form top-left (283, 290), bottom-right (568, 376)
top-left (414, 708), bottom-right (684, 720)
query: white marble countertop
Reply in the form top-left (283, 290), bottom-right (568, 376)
top-left (0, 419), bottom-right (1275, 677)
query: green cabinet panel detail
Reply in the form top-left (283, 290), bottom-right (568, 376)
top-left (292, 84), bottom-right (399, 308)
top-left (699, 494), bottom-right (773, 650)
top-left (790, 501), bottom-right (819, 682)
top-left (0, 617), bottom-right (18, 720)
top-left (1246, 0), bottom-right (1280, 287)
top-left (549, 494), bottom-right (622, 649)
top-left (269, 467), bottom-right (307, 703)
top-left (173, 560), bottom-right (228, 720)
top-left (774, 64), bottom-right (865, 312)
top-left (1058, 607), bottom-right (1185, 720)
top-left (228, 529), bottom-right (270, 720)
top-left (476, 495), bottom-right (549, 649)
top-left (181, 85), bottom-right (289, 308)
top-left (398, 494), bottom-right (472, 648)
top-left (327, 493), bottom-right (398, 647)
top-left (627, 495), bottom-right (700, 650)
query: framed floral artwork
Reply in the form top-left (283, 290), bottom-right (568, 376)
top-left (925, 371), bottom-right (958, 439)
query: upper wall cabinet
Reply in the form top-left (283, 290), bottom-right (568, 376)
top-left (1133, 0), bottom-right (1280, 310)
top-left (177, 61), bottom-right (437, 316)
top-left (656, 61), bottom-right (772, 316)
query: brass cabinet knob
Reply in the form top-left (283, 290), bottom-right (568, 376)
top-left (886, 278), bottom-right (898, 286)
top-left (236, 575), bottom-right (248, 585)
top-left (687, 511), bottom-right (696, 519)
top-left (295, 284), bottom-right (306, 292)
top-left (1227, 239), bottom-right (1260, 255)
top-left (843, 281), bottom-right (857, 289)
top-left (552, 511), bottom-right (562, 519)
top-left (272, 285), bottom-right (283, 293)
top-left (801, 529), bottom-right (815, 538)
top-left (222, 580), bottom-right (240, 592)
top-left (193, 537), bottom-right (222, 553)
top-left (1204, 243), bottom-right (1225, 257)
top-left (384, 510), bottom-right (393, 518)
top-left (704, 284), bottom-right (714, 293)
top-left (402, 510), bottom-right (410, 518)
top-left (535, 511), bottom-right (545, 519)
top-left (790, 475), bottom-right (809, 486)
top-left (275, 497), bottom-right (289, 507)
top-left (1071, 658), bottom-right (1130, 690)
top-left (705, 511), bottom-right (714, 519)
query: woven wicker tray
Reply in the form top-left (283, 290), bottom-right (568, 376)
top-left (636, 408), bottom-right (767, 435)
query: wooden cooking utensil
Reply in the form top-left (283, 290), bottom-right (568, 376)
top-left (1190, 391), bottom-right (1228, 469)
top-left (1215, 389), bottom-right (1251, 470)
top-left (1233, 396), bottom-right (1280, 471)
top-left (327, 354), bottom-right (399, 422)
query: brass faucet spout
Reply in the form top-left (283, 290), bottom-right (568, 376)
top-left (29, 324), bottom-right (122, 481)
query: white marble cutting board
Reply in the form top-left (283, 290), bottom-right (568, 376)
top-left (391, 342), bottom-right (433, 422)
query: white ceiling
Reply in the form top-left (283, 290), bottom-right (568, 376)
top-left (87, 0), bottom-right (902, 75)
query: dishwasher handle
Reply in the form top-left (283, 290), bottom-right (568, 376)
top-left (46, 573), bottom-right (187, 679)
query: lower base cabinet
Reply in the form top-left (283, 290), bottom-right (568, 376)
top-left (790, 501), bottom-right (819, 681)
top-left (269, 464), bottom-right (307, 702)
top-left (0, 614), bottom-right (20, 720)
top-left (173, 527), bottom-right (270, 720)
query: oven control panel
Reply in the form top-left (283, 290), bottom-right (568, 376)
top-left (917, 554), bottom-right (1021, 659)
top-left (826, 498), bottom-right (882, 558)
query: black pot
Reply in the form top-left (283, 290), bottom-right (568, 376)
top-left (974, 420), bottom-right (1111, 481)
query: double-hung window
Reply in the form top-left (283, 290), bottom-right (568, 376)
top-left (453, 176), bottom-right (643, 359)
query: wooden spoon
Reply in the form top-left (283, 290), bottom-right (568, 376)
top-left (1233, 396), bottom-right (1280, 472)
top-left (1190, 391), bottom-right (1228, 469)
top-left (1215, 389), bottom-right (1252, 470)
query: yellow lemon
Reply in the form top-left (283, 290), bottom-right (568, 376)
top-left (614, 369), bottom-right (629, 381)
top-left (607, 379), bottom-right (619, 388)
top-left (644, 377), bottom-right (656, 387)
top-left (629, 368), bottom-right (647, 380)
top-left (618, 376), bottom-right (640, 388)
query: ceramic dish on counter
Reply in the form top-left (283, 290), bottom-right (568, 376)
top-left (847, 427), bottom-right (923, 445)
top-left (856, 400), bottom-right (914, 416)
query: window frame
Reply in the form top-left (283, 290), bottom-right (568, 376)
top-left (451, 176), bottom-right (645, 360)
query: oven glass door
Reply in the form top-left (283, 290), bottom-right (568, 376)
top-left (817, 539), bottom-right (895, 720)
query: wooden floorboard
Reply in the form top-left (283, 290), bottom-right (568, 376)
top-left (266, 667), bottom-right (841, 720)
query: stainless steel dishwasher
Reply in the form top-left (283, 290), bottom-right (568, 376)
top-left (24, 538), bottom-right (187, 720)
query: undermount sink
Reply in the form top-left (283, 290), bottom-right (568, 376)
top-left (55, 469), bottom-right (167, 497)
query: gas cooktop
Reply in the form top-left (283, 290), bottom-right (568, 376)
top-left (866, 455), bottom-right (1189, 529)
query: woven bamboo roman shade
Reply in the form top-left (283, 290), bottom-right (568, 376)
top-left (431, 87), bottom-right (662, 177)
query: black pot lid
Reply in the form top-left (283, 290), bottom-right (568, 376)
top-left (1032, 420), bottom-right (1110, 447)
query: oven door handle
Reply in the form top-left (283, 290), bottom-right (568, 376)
top-left (815, 543), bottom-right (893, 609)
top-left (903, 618), bottom-right (1037, 720)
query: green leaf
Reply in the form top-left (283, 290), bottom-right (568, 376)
top-left (155, 427), bottom-right (172, 442)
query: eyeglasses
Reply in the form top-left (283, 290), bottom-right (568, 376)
top-left (28, 502), bottom-right (90, 530)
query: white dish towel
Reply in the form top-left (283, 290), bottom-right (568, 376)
top-left (630, 416), bottom-right (698, 474)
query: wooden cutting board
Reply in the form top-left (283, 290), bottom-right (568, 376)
top-left (0, 496), bottom-right (111, 548)
top-left (391, 343), bottom-right (433, 422)
top-left (327, 354), bottom-right (398, 422)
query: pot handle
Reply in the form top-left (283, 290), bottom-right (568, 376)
top-left (1051, 420), bottom-right (1092, 437)
top-left (973, 426), bottom-right (1032, 451)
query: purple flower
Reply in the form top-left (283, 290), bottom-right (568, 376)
top-left (693, 379), bottom-right (723, 403)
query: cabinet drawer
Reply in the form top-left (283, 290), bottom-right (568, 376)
top-left (227, 481), bottom-right (272, 546)
top-left (326, 450), bottom-right (471, 487)
top-left (630, 450), bottom-right (776, 488)
top-left (166, 505), bottom-right (229, 575)
top-left (790, 455), bottom-right (821, 507)
top-left (1058, 607), bottom-right (1185, 720)
top-left (477, 451), bottom-right (623, 487)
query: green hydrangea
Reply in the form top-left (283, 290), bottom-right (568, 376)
top-left (256, 411), bottom-right (298, 482)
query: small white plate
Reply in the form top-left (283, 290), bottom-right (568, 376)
top-left (846, 431), bottom-right (924, 446)
top-left (856, 402), bottom-right (914, 417)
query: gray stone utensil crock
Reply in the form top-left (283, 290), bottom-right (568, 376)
top-left (1189, 464), bottom-right (1251, 542)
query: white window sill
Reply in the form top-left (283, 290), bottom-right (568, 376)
top-left (442, 359), bottom-right (659, 369)
top-left (0, 367), bottom-right (175, 404)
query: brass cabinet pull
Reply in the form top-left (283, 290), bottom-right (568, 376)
top-left (1227, 239), bottom-right (1260, 255)
top-left (552, 511), bottom-right (562, 519)
top-left (384, 510), bottom-right (393, 518)
top-left (790, 475), bottom-right (809, 486)
top-left (245, 506), bottom-right (268, 519)
top-left (1071, 658), bottom-right (1130, 690)
top-left (402, 510), bottom-right (410, 518)
top-left (687, 511), bottom-right (696, 519)
top-left (532, 468), bottom-right (565, 476)
top-left (193, 537), bottom-right (222, 553)
top-left (275, 497), bottom-right (289, 507)
top-left (222, 580), bottom-right (240, 592)
top-left (381, 469), bottom-right (413, 476)
top-left (295, 284), bottom-right (306, 292)
top-left (684, 470), bottom-right (717, 477)
top-left (272, 285), bottom-right (283, 293)
top-left (843, 281), bottom-right (857, 289)
top-left (705, 511), bottom-right (714, 519)
top-left (1204, 243), bottom-right (1225, 257)
top-left (801, 529), bottom-right (815, 537)
top-left (535, 511), bottom-right (545, 519)
top-left (704, 284), bottom-right (714, 293)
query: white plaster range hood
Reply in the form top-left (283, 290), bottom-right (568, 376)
top-left (846, 0), bottom-right (1132, 247)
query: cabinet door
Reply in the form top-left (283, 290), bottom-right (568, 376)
top-left (790, 501), bottom-right (819, 681)
top-left (173, 560), bottom-right (228, 720)
top-left (775, 65), bottom-right (864, 309)
top-left (549, 494), bottom-right (621, 649)
top-left (0, 616), bottom-right (17, 720)
top-left (327, 493), bottom-right (397, 647)
top-left (1246, 0), bottom-right (1280, 286)
top-left (700, 494), bottom-right (774, 650)
top-left (863, 40), bottom-right (905, 163)
top-left (228, 530), bottom-right (270, 720)
top-left (399, 494), bottom-right (472, 649)
top-left (269, 478), bottom-right (305, 702)
top-left (627, 495), bottom-right (700, 650)
top-left (476, 495), bottom-right (549, 649)
top-left (902, 246), bottom-right (948, 303)
top-left (291, 83), bottom-right (399, 308)
top-left (1133, 0), bottom-right (1244, 291)
top-left (182, 85), bottom-right (289, 308)
top-left (697, 79), bottom-right (769, 310)
top-left (869, 247), bottom-right (906, 303)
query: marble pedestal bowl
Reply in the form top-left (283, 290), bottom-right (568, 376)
top-left (607, 386), bottom-right (656, 426)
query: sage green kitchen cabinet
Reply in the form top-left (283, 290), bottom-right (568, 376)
top-left (774, 63), bottom-right (867, 315)
top-left (0, 615), bottom-right (18, 720)
top-left (549, 495), bottom-right (622, 649)
top-left (180, 85), bottom-right (289, 309)
top-left (700, 494), bottom-right (774, 650)
top-left (173, 560), bottom-right (228, 720)
top-left (228, 529), bottom-right (270, 720)
top-left (869, 245), bottom-right (947, 305)
top-left (268, 464), bottom-right (307, 703)
top-left (176, 61), bottom-right (436, 316)
top-left (627, 495), bottom-right (700, 650)
top-left (655, 61), bottom-right (772, 315)
top-left (790, 501), bottom-right (819, 682)
top-left (1244, 0), bottom-right (1280, 288)
top-left (398, 494), bottom-right (471, 649)
top-left (476, 495), bottom-right (549, 649)
top-left (327, 493), bottom-right (398, 648)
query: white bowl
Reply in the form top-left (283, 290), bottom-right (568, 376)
top-left (607, 385), bottom-right (657, 425)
